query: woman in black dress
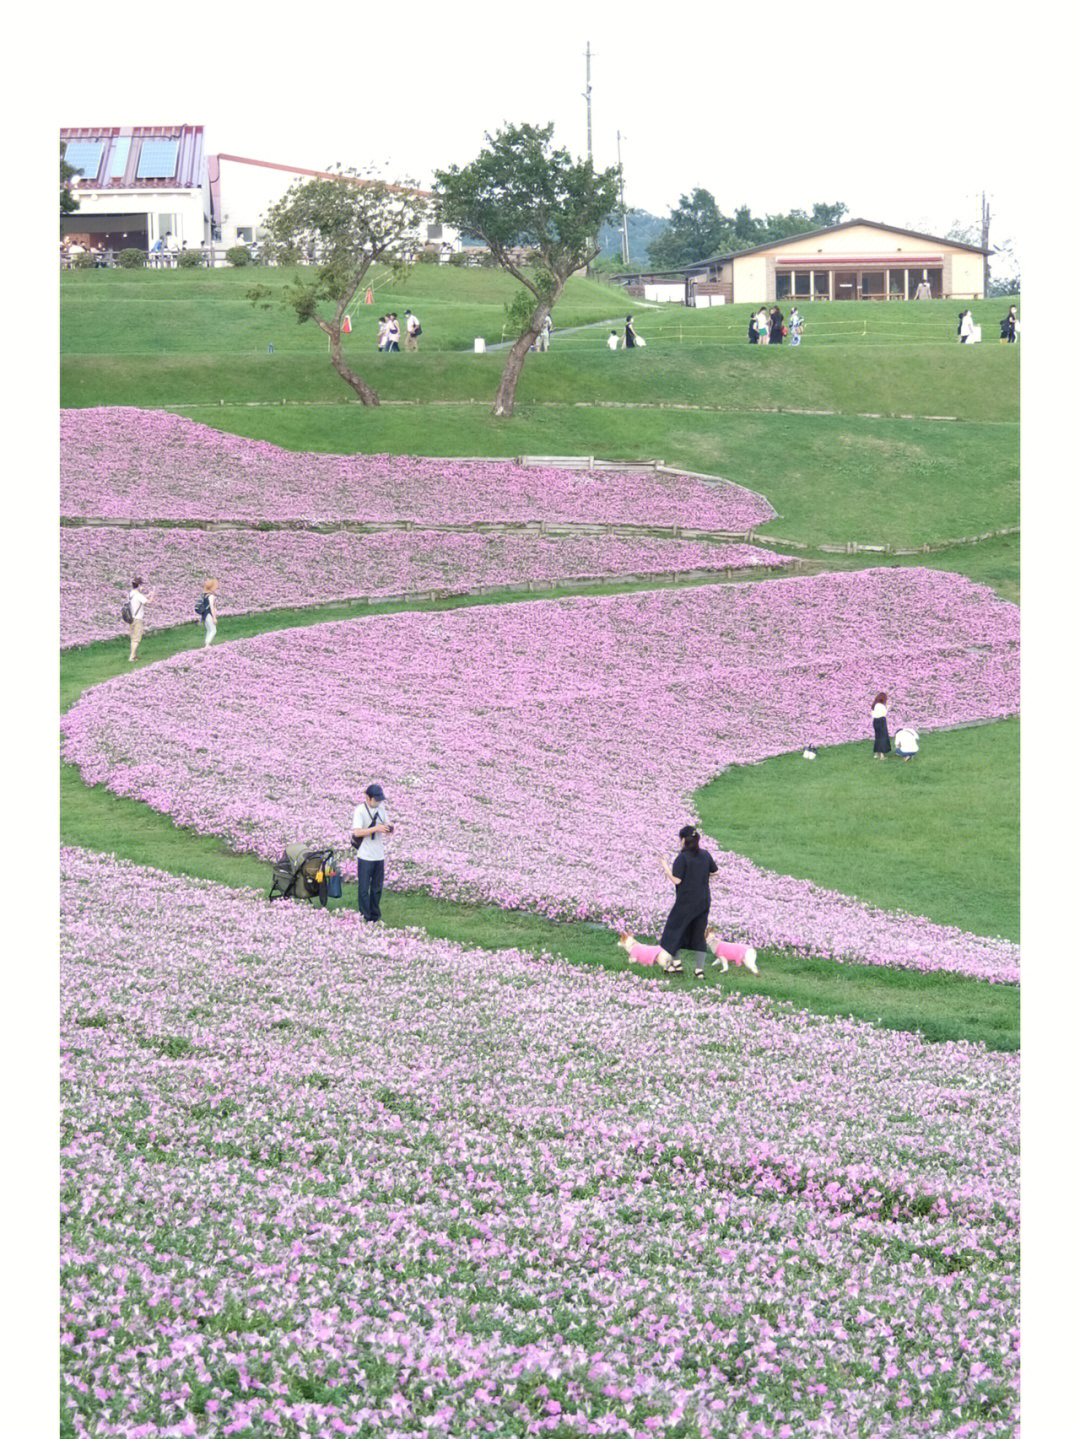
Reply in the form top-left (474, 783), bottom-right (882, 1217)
top-left (625, 315), bottom-right (639, 349)
top-left (657, 826), bottom-right (719, 979)
top-left (871, 691), bottom-right (891, 760)
top-left (769, 306), bottom-right (785, 344)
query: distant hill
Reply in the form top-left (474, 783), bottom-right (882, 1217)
top-left (597, 210), bottom-right (668, 267)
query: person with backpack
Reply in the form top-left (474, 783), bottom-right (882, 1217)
top-left (404, 310), bottom-right (422, 351)
top-left (125, 577), bottom-right (153, 662)
top-left (196, 578), bottom-right (219, 647)
top-left (351, 783), bottom-right (394, 921)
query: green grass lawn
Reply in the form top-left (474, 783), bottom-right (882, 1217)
top-left (696, 719), bottom-right (1019, 942)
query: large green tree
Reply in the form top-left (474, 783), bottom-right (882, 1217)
top-left (649, 196), bottom-right (849, 268)
top-left (435, 123), bottom-right (620, 416)
top-left (646, 188), bottom-right (727, 269)
top-left (248, 168), bottom-right (429, 406)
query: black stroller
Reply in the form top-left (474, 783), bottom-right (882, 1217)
top-left (268, 843), bottom-right (339, 907)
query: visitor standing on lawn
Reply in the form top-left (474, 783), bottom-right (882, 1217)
top-left (352, 783), bottom-right (393, 921)
top-left (656, 826), bottom-right (719, 980)
top-left (127, 577), bottom-right (153, 663)
top-left (404, 310), bottom-right (422, 350)
top-left (871, 692), bottom-right (891, 760)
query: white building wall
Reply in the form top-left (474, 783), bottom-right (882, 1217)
top-left (215, 158), bottom-right (457, 253)
top-left (68, 185), bottom-right (207, 247)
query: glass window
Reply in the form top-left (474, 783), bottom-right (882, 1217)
top-left (136, 139), bottom-right (179, 179)
top-left (889, 268), bottom-right (906, 297)
top-left (109, 137), bottom-right (132, 179)
top-left (813, 271), bottom-right (830, 297)
top-left (63, 140), bottom-right (104, 180)
top-left (834, 271), bottom-right (857, 299)
top-left (861, 271), bottom-right (885, 297)
top-left (426, 223), bottom-right (443, 240)
top-left (775, 271), bottom-right (792, 298)
top-left (794, 271), bottom-right (811, 296)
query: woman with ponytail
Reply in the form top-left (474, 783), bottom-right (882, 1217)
top-left (655, 825), bottom-right (719, 979)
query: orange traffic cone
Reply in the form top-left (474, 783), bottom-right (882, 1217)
top-left (342, 314), bottom-right (352, 335)
top-left (364, 288), bottom-right (374, 305)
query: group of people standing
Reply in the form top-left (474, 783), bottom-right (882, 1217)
top-left (748, 307), bottom-right (803, 346)
top-left (376, 311), bottom-right (422, 352)
top-left (125, 576), bottom-right (219, 662)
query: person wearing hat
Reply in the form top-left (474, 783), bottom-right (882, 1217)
top-left (351, 783), bottom-right (393, 921)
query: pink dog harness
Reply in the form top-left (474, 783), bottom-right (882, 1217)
top-left (626, 940), bottom-right (664, 966)
top-left (707, 936), bottom-right (751, 966)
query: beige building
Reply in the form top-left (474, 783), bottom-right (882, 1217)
top-left (624, 219), bottom-right (988, 305)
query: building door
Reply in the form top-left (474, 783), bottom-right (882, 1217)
top-left (834, 270), bottom-right (858, 300)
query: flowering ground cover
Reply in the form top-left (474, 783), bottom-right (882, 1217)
top-left (60, 408), bottom-right (776, 530)
top-left (59, 526), bottom-right (791, 649)
top-left (61, 568), bottom-right (1020, 982)
top-left (61, 846), bottom-right (1018, 1439)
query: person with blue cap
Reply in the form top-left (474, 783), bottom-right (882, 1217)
top-left (351, 783), bottom-right (393, 921)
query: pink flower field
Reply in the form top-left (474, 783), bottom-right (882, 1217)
top-left (61, 847), bottom-right (1018, 1438)
top-left (61, 568), bottom-right (1020, 981)
top-left (60, 407), bottom-right (776, 530)
top-left (59, 525), bottom-right (791, 648)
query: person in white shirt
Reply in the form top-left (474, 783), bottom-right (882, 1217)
top-left (895, 725), bottom-right (919, 761)
top-left (404, 311), bottom-right (421, 351)
top-left (128, 577), bottom-right (153, 662)
top-left (201, 578), bottom-right (219, 648)
top-left (352, 783), bottom-right (394, 920)
top-left (607, 330), bottom-right (621, 350)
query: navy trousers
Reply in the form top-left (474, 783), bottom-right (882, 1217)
top-left (357, 858), bottom-right (384, 921)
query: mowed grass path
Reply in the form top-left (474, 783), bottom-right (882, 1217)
top-left (60, 590), bottom-right (1019, 1052)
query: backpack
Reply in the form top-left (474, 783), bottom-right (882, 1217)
top-left (121, 600), bottom-right (134, 625)
top-left (195, 593), bottom-right (211, 620)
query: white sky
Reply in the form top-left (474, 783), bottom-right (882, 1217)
top-left (51, 0), bottom-right (1022, 257)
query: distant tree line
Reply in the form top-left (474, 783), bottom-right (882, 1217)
top-left (644, 191), bottom-right (849, 270)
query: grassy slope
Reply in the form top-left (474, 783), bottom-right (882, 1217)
top-left (61, 600), bottom-right (1019, 1051)
top-left (60, 268), bottom-right (1020, 554)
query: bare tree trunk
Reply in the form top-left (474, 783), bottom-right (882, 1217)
top-left (492, 284), bottom-right (564, 417)
top-left (492, 327), bottom-right (540, 417)
top-left (328, 332), bottom-right (380, 406)
top-left (315, 297), bottom-right (380, 406)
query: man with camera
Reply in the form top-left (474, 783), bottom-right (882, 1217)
top-left (351, 783), bottom-right (394, 922)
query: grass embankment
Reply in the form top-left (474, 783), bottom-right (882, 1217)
top-left (61, 596), bottom-right (1020, 1052)
top-left (60, 268), bottom-right (1020, 560)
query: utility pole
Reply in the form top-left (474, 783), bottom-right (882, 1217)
top-left (616, 130), bottom-right (630, 266)
top-left (980, 191), bottom-right (991, 296)
top-left (583, 43), bottom-right (593, 161)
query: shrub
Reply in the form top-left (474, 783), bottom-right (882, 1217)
top-left (72, 252), bottom-right (96, 270)
top-left (176, 249), bottom-right (203, 269)
top-left (448, 250), bottom-right (469, 267)
top-left (118, 248), bottom-right (145, 270)
top-left (226, 246), bottom-right (251, 268)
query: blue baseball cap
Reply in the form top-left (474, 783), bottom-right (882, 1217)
top-left (365, 783), bottom-right (385, 801)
